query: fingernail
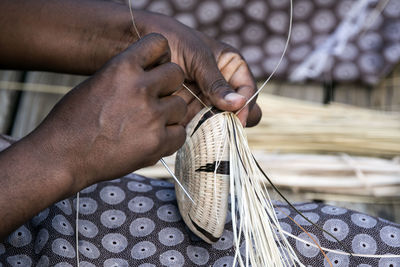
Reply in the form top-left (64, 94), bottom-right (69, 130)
top-left (224, 93), bottom-right (245, 103)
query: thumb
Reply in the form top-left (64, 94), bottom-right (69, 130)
top-left (192, 52), bottom-right (246, 112)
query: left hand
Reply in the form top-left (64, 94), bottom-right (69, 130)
top-left (134, 11), bottom-right (262, 127)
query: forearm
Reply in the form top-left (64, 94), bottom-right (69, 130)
top-left (0, 0), bottom-right (142, 74)
top-left (0, 134), bottom-right (74, 240)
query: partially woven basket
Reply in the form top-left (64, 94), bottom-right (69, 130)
top-left (175, 108), bottom-right (230, 243)
top-left (175, 107), bottom-right (307, 266)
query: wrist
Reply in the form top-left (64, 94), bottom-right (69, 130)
top-left (87, 8), bottom-right (176, 73)
top-left (18, 135), bottom-right (76, 197)
top-left (0, 136), bottom-right (75, 238)
top-left (25, 126), bottom-right (94, 196)
top-left (84, 4), bottom-right (141, 73)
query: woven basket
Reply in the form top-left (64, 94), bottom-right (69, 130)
top-left (175, 108), bottom-right (230, 243)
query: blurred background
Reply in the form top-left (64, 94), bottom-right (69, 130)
top-left (0, 0), bottom-right (399, 221)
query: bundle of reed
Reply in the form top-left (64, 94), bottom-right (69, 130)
top-left (246, 94), bottom-right (400, 157)
top-left (252, 151), bottom-right (400, 197)
top-left (137, 152), bottom-right (400, 197)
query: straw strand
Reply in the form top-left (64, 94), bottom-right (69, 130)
top-left (236, 0), bottom-right (293, 115)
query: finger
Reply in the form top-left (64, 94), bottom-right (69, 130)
top-left (193, 51), bottom-right (246, 112)
top-left (218, 52), bottom-right (247, 84)
top-left (228, 84), bottom-right (254, 126)
top-left (118, 33), bottom-right (171, 70)
top-left (222, 53), bottom-right (258, 126)
top-left (225, 61), bottom-right (257, 106)
top-left (236, 85), bottom-right (256, 105)
top-left (173, 82), bottom-right (201, 104)
top-left (180, 98), bottom-right (205, 127)
top-left (173, 82), bottom-right (210, 126)
top-left (162, 125), bottom-right (186, 157)
top-left (159, 95), bottom-right (187, 125)
top-left (235, 107), bottom-right (248, 127)
top-left (246, 103), bottom-right (262, 127)
top-left (146, 62), bottom-right (184, 97)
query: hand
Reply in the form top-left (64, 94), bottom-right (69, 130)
top-left (30, 33), bottom-right (187, 190)
top-left (0, 0), bottom-right (260, 127)
top-left (0, 33), bottom-right (187, 239)
top-left (135, 11), bottom-right (261, 127)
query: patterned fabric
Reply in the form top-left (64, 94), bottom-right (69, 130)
top-left (122, 0), bottom-right (400, 85)
top-left (1, 174), bottom-right (399, 266)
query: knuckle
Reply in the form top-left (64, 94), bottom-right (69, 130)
top-left (109, 57), bottom-right (140, 77)
top-left (175, 96), bottom-right (188, 118)
top-left (145, 33), bottom-right (170, 53)
top-left (115, 60), bottom-right (132, 73)
top-left (103, 57), bottom-right (121, 74)
top-left (149, 100), bottom-right (163, 115)
top-left (208, 78), bottom-right (230, 95)
top-left (147, 105), bottom-right (163, 125)
top-left (146, 130), bottom-right (164, 156)
top-left (168, 62), bottom-right (185, 81)
top-left (166, 96), bottom-right (187, 123)
top-left (135, 83), bottom-right (150, 96)
top-left (147, 32), bottom-right (168, 45)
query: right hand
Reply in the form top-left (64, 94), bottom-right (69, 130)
top-left (134, 11), bottom-right (261, 127)
top-left (28, 33), bottom-right (187, 191)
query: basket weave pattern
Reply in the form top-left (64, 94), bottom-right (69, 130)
top-left (175, 108), bottom-right (230, 243)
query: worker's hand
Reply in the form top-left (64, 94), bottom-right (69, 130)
top-left (29, 33), bottom-right (187, 191)
top-left (0, 0), bottom-right (260, 127)
top-left (0, 0), bottom-right (260, 126)
top-left (135, 11), bottom-right (261, 127)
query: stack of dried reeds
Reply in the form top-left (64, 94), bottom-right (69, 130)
top-left (246, 94), bottom-right (400, 158)
top-left (247, 95), bottom-right (400, 197)
top-left (137, 152), bottom-right (400, 197)
top-left (253, 151), bottom-right (400, 197)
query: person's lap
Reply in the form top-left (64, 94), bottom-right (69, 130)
top-left (1, 173), bottom-right (399, 266)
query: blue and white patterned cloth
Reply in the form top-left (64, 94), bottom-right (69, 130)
top-left (122, 0), bottom-right (400, 85)
top-left (1, 173), bottom-right (399, 266)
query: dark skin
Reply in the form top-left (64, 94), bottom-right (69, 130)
top-left (0, 0), bottom-right (262, 240)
